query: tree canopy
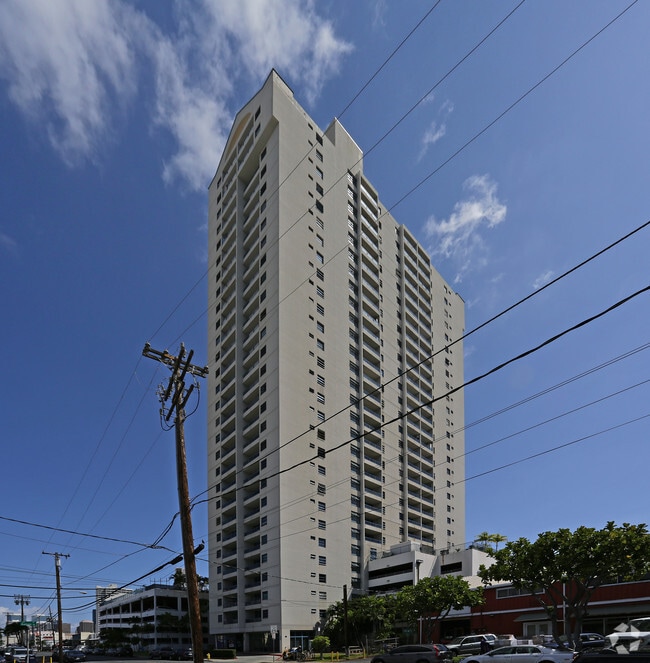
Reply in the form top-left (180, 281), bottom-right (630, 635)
top-left (311, 635), bottom-right (330, 658)
top-left (475, 532), bottom-right (508, 553)
top-left (324, 594), bottom-right (394, 648)
top-left (323, 576), bottom-right (482, 647)
top-left (396, 575), bottom-right (483, 643)
top-left (479, 522), bottom-right (650, 649)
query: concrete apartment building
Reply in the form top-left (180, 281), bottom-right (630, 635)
top-left (95, 583), bottom-right (209, 650)
top-left (207, 70), bottom-right (465, 652)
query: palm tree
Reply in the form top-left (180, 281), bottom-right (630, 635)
top-left (474, 532), bottom-right (507, 553)
top-left (170, 568), bottom-right (186, 589)
top-left (475, 532), bottom-right (493, 552)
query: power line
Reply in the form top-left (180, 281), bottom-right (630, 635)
top-left (191, 219), bottom-right (650, 505)
top-left (22, 3), bottom-right (641, 593)
top-left (73, 1), bottom-right (632, 551)
top-left (167, 0), bottom-right (529, 346)
top-left (337, 1), bottom-right (443, 120)
top-left (458, 413), bottom-right (650, 486)
top-left (200, 285), bottom-right (649, 505)
top-left (388, 0), bottom-right (639, 213)
top-left (194, 407), bottom-right (649, 587)
top-left (0, 515), bottom-right (175, 552)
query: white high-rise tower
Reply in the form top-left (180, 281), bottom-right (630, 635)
top-left (207, 70), bottom-right (465, 652)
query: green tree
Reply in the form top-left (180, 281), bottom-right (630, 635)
top-left (170, 568), bottom-right (186, 589)
top-left (396, 576), bottom-right (483, 643)
top-left (99, 627), bottom-right (129, 646)
top-left (480, 522), bottom-right (650, 650)
top-left (156, 612), bottom-right (183, 634)
top-left (5, 623), bottom-right (24, 645)
top-left (324, 594), bottom-right (394, 648)
top-left (474, 532), bottom-right (507, 553)
top-left (169, 568), bottom-right (208, 591)
top-left (312, 635), bottom-right (330, 659)
top-left (475, 532), bottom-right (493, 552)
top-left (490, 533), bottom-right (508, 551)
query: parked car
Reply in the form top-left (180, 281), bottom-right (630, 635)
top-left (177, 649), bottom-right (193, 661)
top-left (447, 635), bottom-right (498, 657)
top-left (370, 644), bottom-right (453, 663)
top-left (371, 644), bottom-right (453, 663)
top-left (7, 648), bottom-right (35, 663)
top-left (151, 647), bottom-right (181, 660)
top-left (460, 644), bottom-right (575, 663)
top-left (8, 649), bottom-right (29, 663)
top-left (561, 634), bottom-right (606, 650)
top-left (573, 651), bottom-right (650, 663)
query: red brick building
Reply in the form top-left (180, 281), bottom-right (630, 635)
top-left (439, 578), bottom-right (650, 641)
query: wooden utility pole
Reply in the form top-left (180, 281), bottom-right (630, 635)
top-left (42, 552), bottom-right (69, 663)
top-left (142, 342), bottom-right (208, 663)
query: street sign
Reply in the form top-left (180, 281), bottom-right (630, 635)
top-left (21, 621), bottom-right (37, 626)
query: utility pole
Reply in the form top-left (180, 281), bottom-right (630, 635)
top-left (142, 342), bottom-right (208, 663)
top-left (43, 552), bottom-right (69, 663)
top-left (14, 595), bottom-right (30, 645)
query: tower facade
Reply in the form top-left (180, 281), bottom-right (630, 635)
top-left (207, 70), bottom-right (465, 652)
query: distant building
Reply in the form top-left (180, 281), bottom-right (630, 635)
top-left (94, 585), bottom-right (132, 635)
top-left (70, 620), bottom-right (95, 646)
top-left (96, 583), bottom-right (208, 651)
top-left (465, 577), bottom-right (650, 641)
top-left (370, 545), bottom-right (650, 643)
top-left (368, 541), bottom-right (493, 594)
top-left (207, 68), bottom-right (466, 653)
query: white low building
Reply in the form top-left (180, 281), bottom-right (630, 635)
top-left (96, 583), bottom-right (208, 651)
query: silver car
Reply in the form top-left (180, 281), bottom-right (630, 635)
top-left (371, 644), bottom-right (452, 663)
top-left (461, 645), bottom-right (575, 663)
top-left (9, 649), bottom-right (29, 663)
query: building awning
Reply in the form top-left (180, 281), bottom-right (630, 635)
top-left (514, 603), bottom-right (650, 622)
top-left (515, 613), bottom-right (549, 622)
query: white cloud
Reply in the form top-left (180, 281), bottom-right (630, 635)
top-left (424, 174), bottom-right (506, 283)
top-left (418, 120), bottom-right (446, 160)
top-left (196, 0), bottom-right (352, 107)
top-left (0, 231), bottom-right (18, 254)
top-left (533, 270), bottom-right (555, 290)
top-left (0, 0), bottom-right (138, 165)
top-left (371, 0), bottom-right (389, 30)
top-left (0, 0), bottom-right (352, 191)
top-left (418, 98), bottom-right (454, 161)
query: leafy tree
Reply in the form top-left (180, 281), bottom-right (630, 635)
top-left (324, 594), bottom-right (394, 648)
top-left (474, 532), bottom-right (507, 553)
top-left (169, 568), bottom-right (208, 591)
top-left (156, 612), bottom-right (183, 634)
top-left (480, 522), bottom-right (650, 650)
top-left (99, 627), bottom-right (129, 646)
top-left (5, 623), bottom-right (24, 645)
top-left (170, 568), bottom-right (187, 589)
top-left (312, 635), bottom-right (330, 659)
top-left (396, 576), bottom-right (484, 643)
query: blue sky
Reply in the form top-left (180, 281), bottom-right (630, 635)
top-left (1, 0), bottom-right (648, 628)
